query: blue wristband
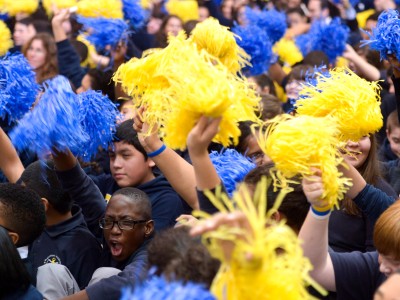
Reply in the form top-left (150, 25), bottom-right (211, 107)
top-left (311, 206), bottom-right (331, 219)
top-left (147, 144), bottom-right (166, 158)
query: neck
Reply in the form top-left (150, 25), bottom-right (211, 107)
top-left (46, 210), bottom-right (73, 227)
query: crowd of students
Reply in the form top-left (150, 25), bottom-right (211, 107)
top-left (1, 0), bottom-right (400, 299)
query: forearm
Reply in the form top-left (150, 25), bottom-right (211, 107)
top-left (53, 148), bottom-right (77, 171)
top-left (0, 128), bottom-right (24, 183)
top-left (192, 151), bottom-right (221, 192)
top-left (52, 22), bottom-right (67, 43)
top-left (143, 137), bottom-right (199, 209)
top-left (349, 55), bottom-right (380, 81)
top-left (339, 161), bottom-right (366, 199)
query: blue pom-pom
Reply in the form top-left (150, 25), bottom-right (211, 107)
top-left (245, 7), bottom-right (287, 44)
top-left (210, 148), bottom-right (256, 197)
top-left (361, 9), bottom-right (400, 60)
top-left (122, 0), bottom-right (149, 30)
top-left (77, 16), bottom-right (129, 51)
top-left (0, 53), bottom-right (39, 124)
top-left (120, 275), bottom-right (215, 300)
top-left (77, 90), bottom-right (120, 161)
top-left (295, 18), bottom-right (349, 63)
top-left (233, 24), bottom-right (273, 76)
top-left (10, 76), bottom-right (88, 157)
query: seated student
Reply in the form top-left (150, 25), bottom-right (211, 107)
top-left (38, 187), bottom-right (154, 300)
top-left (0, 226), bottom-right (42, 300)
top-left (299, 164), bottom-right (398, 300)
top-left (88, 119), bottom-right (184, 231)
top-left (379, 110), bottom-right (400, 162)
top-left (0, 183), bottom-right (46, 283)
top-left (21, 160), bottom-right (102, 289)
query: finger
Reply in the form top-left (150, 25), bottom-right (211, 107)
top-left (193, 115), bottom-right (209, 134)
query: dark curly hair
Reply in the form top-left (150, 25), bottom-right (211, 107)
top-left (147, 226), bottom-right (220, 288)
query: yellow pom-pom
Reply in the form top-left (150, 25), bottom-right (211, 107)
top-left (42, 0), bottom-right (77, 15)
top-left (0, 0), bottom-right (38, 16)
top-left (0, 20), bottom-right (13, 56)
top-left (114, 32), bottom-right (260, 150)
top-left (273, 38), bottom-right (303, 67)
top-left (140, 0), bottom-right (151, 9)
top-left (296, 67), bottom-right (383, 142)
top-left (77, 35), bottom-right (98, 68)
top-left (193, 178), bottom-right (325, 300)
top-left (257, 115), bottom-right (352, 209)
top-left (77, 0), bottom-right (123, 19)
top-left (165, 0), bottom-right (199, 22)
top-left (189, 17), bottom-right (250, 74)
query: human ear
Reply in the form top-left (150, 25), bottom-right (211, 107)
top-left (8, 232), bottom-right (19, 245)
top-left (144, 220), bottom-right (155, 237)
top-left (41, 198), bottom-right (49, 212)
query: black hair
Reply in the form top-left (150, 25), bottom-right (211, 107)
top-left (86, 68), bottom-right (116, 101)
top-left (113, 119), bottom-right (148, 159)
top-left (16, 17), bottom-right (34, 26)
top-left (0, 183), bottom-right (45, 247)
top-left (21, 160), bottom-right (73, 214)
top-left (250, 74), bottom-right (277, 96)
top-left (147, 226), bottom-right (220, 288)
top-left (287, 7), bottom-right (306, 17)
top-left (183, 20), bottom-right (199, 35)
top-left (244, 165), bottom-right (310, 233)
top-left (301, 51), bottom-right (329, 67)
top-left (0, 226), bottom-right (32, 297)
top-left (112, 187), bottom-right (152, 220)
top-left (235, 121), bottom-right (257, 154)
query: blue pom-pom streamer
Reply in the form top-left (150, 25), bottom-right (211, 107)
top-left (233, 25), bottom-right (273, 76)
top-left (361, 9), bottom-right (400, 60)
top-left (295, 18), bottom-right (349, 63)
top-left (210, 148), bottom-right (256, 197)
top-left (122, 0), bottom-right (149, 30)
top-left (10, 76), bottom-right (88, 157)
top-left (245, 7), bottom-right (287, 45)
top-left (0, 53), bottom-right (39, 124)
top-left (77, 16), bottom-right (129, 51)
top-left (120, 275), bottom-right (215, 300)
top-left (77, 90), bottom-right (120, 161)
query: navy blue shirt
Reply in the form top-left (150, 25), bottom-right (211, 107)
top-left (28, 205), bottom-right (102, 289)
top-left (86, 240), bottom-right (149, 300)
top-left (331, 251), bottom-right (386, 300)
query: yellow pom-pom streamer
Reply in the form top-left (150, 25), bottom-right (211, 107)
top-left (114, 32), bottom-right (260, 150)
top-left (42, 0), bottom-right (77, 16)
top-left (77, 35), bottom-right (98, 68)
top-left (76, 0), bottom-right (123, 19)
top-left (296, 67), bottom-right (383, 142)
top-left (140, 0), bottom-right (151, 9)
top-left (0, 20), bottom-right (13, 56)
top-left (257, 115), bottom-right (352, 209)
top-left (0, 0), bottom-right (38, 16)
top-left (273, 37), bottom-right (303, 67)
top-left (193, 178), bottom-right (326, 300)
top-left (165, 0), bottom-right (199, 22)
top-left (189, 17), bottom-right (250, 74)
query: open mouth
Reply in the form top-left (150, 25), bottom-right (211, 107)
top-left (110, 242), bottom-right (123, 257)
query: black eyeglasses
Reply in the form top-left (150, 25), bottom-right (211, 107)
top-left (99, 218), bottom-right (147, 230)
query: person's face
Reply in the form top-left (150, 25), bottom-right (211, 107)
top-left (164, 17), bottom-right (183, 37)
top-left (26, 39), bottom-right (47, 70)
top-left (103, 195), bottom-right (153, 262)
top-left (374, 0), bottom-right (386, 11)
top-left (109, 142), bottom-right (155, 188)
top-left (198, 7), bottom-right (210, 22)
top-left (76, 74), bottom-right (92, 94)
top-left (287, 12), bottom-right (307, 28)
top-left (362, 19), bottom-right (377, 40)
top-left (221, 0), bottom-right (234, 19)
top-left (244, 134), bottom-right (272, 166)
top-left (287, 0), bottom-right (301, 9)
top-left (286, 80), bottom-right (304, 99)
top-left (119, 101), bottom-right (136, 123)
top-left (387, 127), bottom-right (400, 158)
top-left (379, 253), bottom-right (400, 277)
top-left (13, 23), bottom-right (35, 46)
top-left (307, 0), bottom-right (326, 21)
top-left (236, 6), bottom-right (247, 25)
top-left (147, 17), bottom-right (163, 35)
top-left (344, 136), bottom-right (371, 169)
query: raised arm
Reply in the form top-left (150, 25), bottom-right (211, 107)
top-left (342, 44), bottom-right (380, 81)
top-left (0, 127), bottom-right (24, 183)
top-left (134, 109), bottom-right (199, 210)
top-left (299, 169), bottom-right (336, 291)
